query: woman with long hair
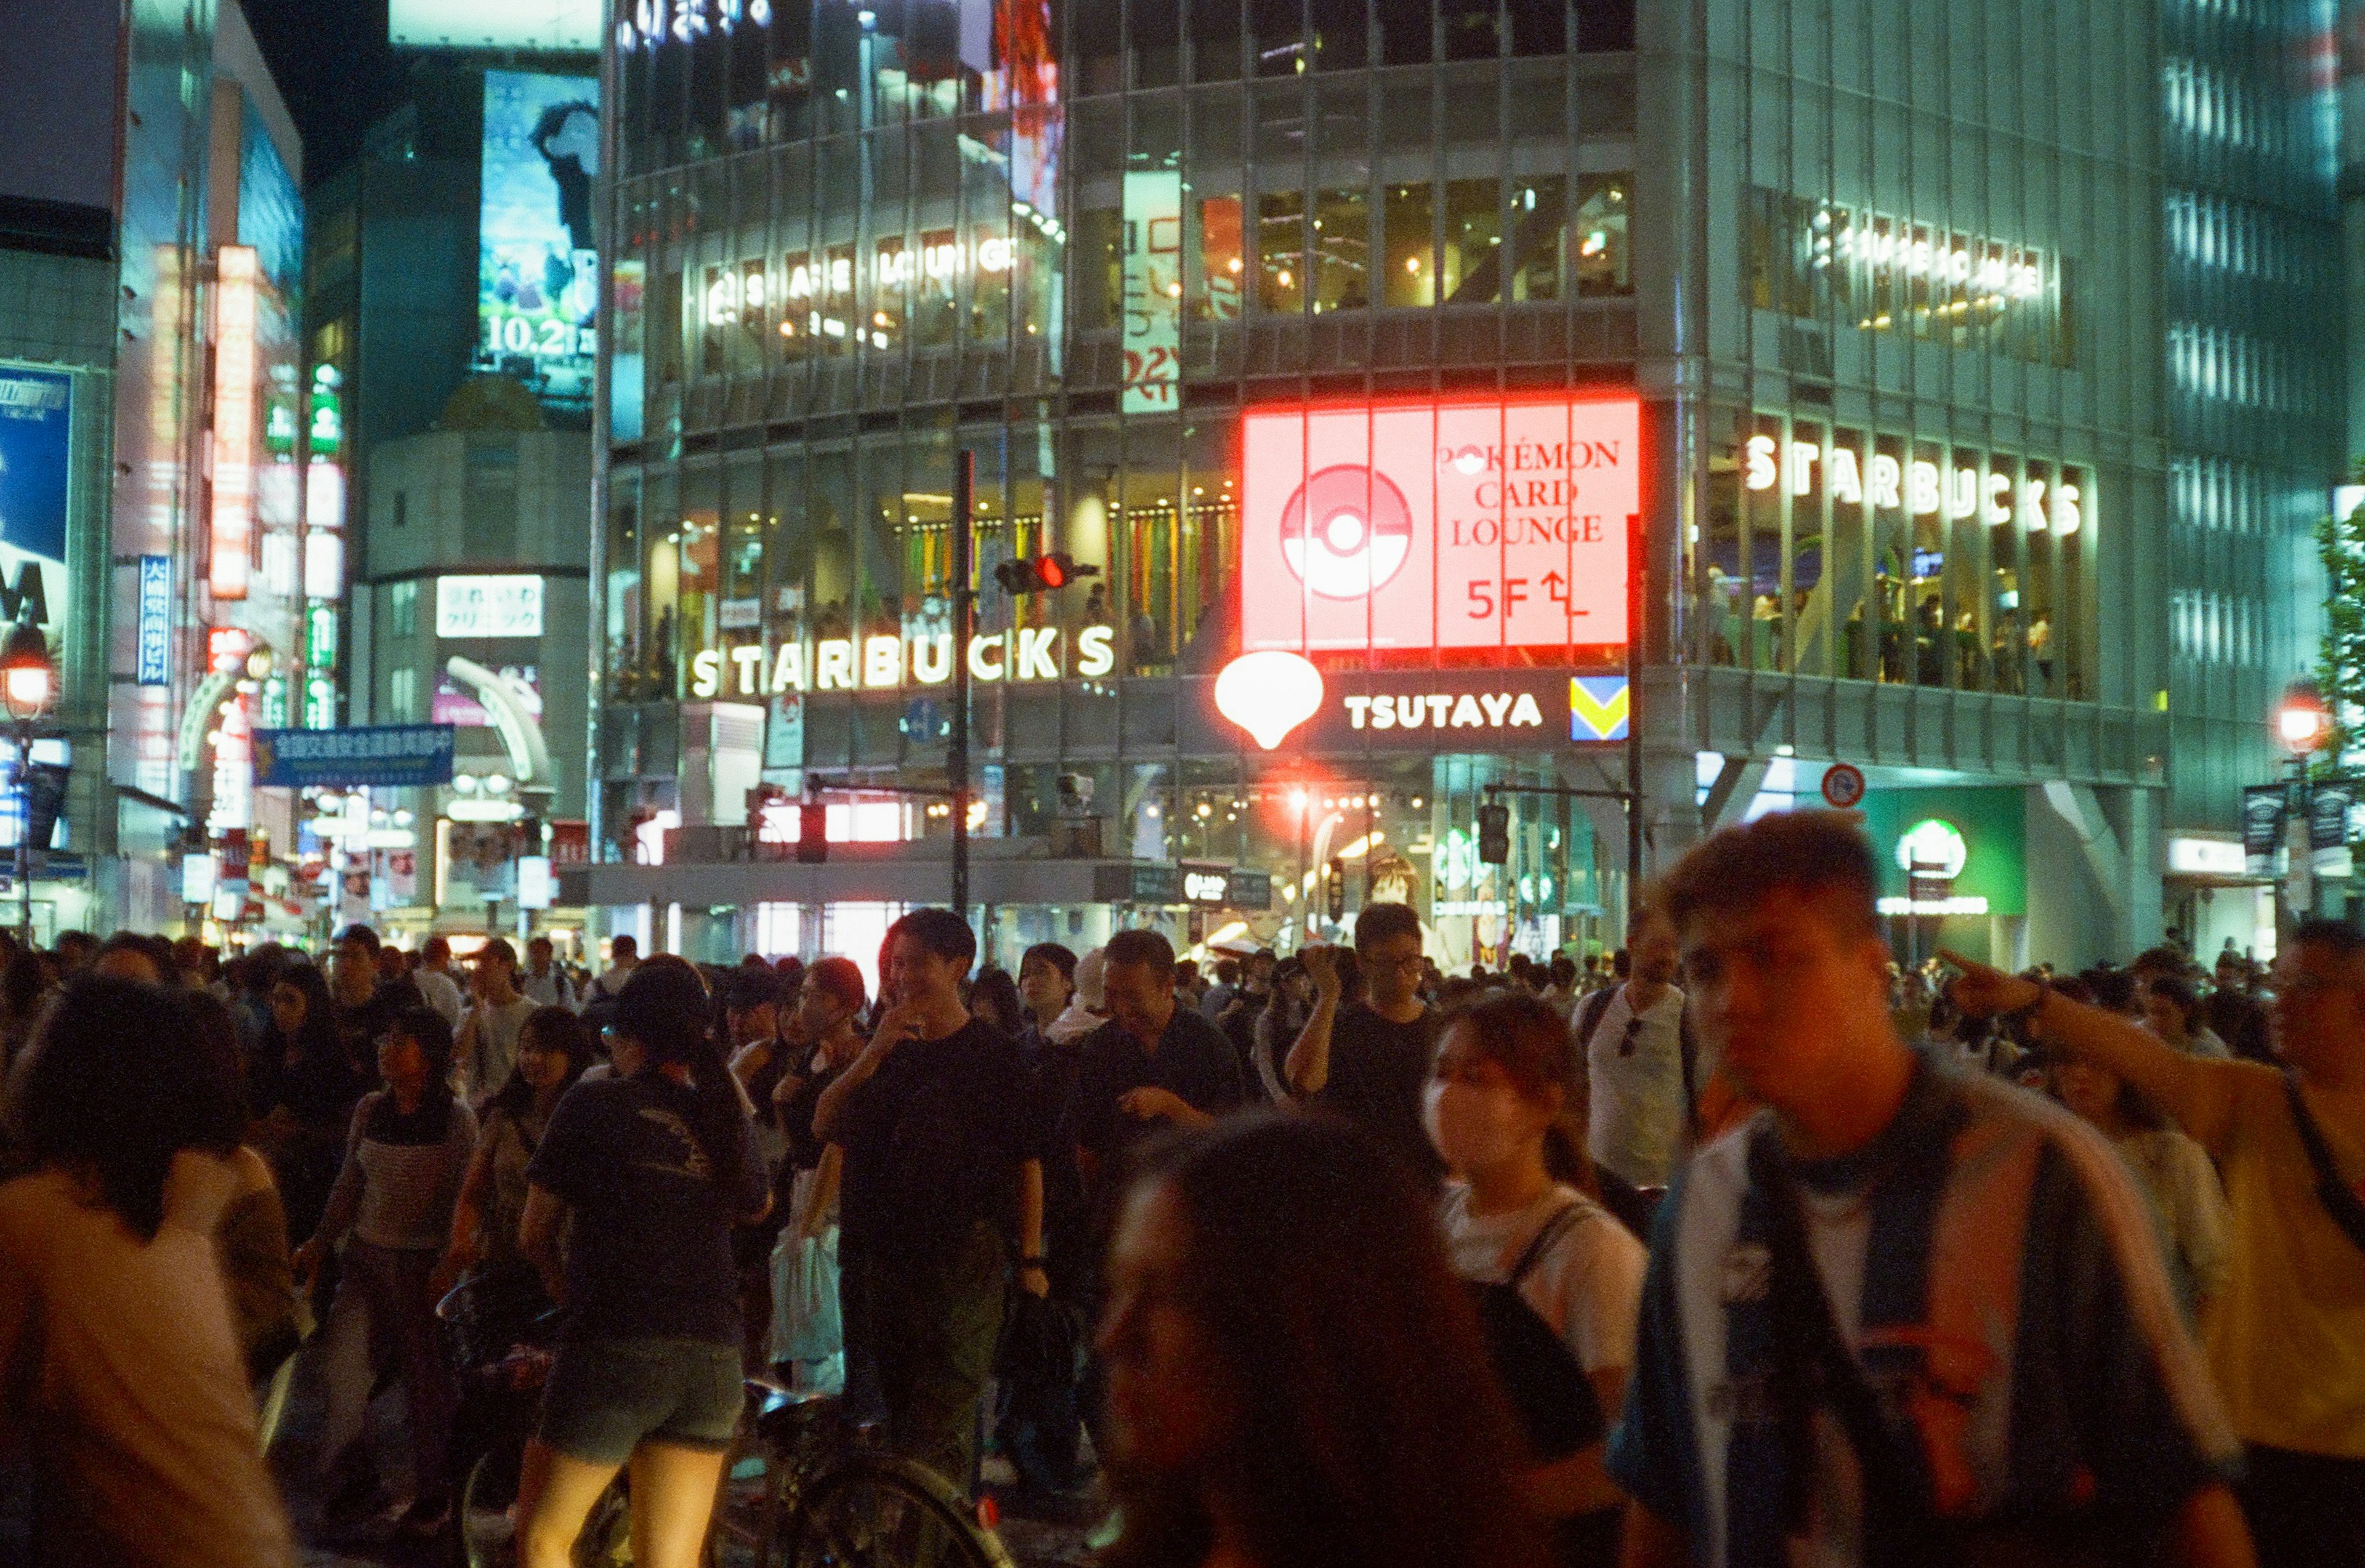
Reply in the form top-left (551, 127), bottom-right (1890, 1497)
top-left (0, 976), bottom-right (299, 1566)
top-left (255, 959), bottom-right (370, 1244)
top-left (436, 1006), bottom-right (596, 1301)
top-left (293, 1006), bottom-right (479, 1538)
top-left (1426, 992), bottom-right (1647, 1567)
top-left (1096, 1111), bottom-right (1548, 1568)
top-left (514, 955), bottom-right (768, 1568)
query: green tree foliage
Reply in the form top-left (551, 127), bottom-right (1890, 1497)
top-left (2318, 471), bottom-right (2365, 761)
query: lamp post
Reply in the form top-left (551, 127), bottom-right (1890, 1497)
top-left (2273, 679), bottom-right (2336, 923)
top-left (0, 622), bottom-right (56, 948)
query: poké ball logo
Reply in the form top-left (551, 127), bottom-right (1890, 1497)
top-left (1277, 466), bottom-right (1414, 601)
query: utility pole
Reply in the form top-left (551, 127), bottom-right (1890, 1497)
top-left (1625, 510), bottom-right (1644, 926)
top-left (950, 450), bottom-right (974, 921)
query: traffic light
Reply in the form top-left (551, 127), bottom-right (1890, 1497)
top-left (1326, 855), bottom-right (1346, 923)
top-left (1477, 801), bottom-right (1510, 865)
top-left (993, 552), bottom-right (1101, 594)
top-left (796, 801), bottom-right (828, 864)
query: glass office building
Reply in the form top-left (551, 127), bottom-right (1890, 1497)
top-left (584, 0), bottom-right (2332, 971)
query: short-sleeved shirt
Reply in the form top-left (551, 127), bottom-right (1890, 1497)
top-left (2166, 1058), bottom-right (2365, 1457)
top-left (834, 1017), bottom-right (1031, 1261)
top-left (527, 1072), bottom-right (767, 1347)
top-left (1061, 1008), bottom-right (1246, 1168)
top-left (1314, 1003), bottom-right (1442, 1184)
top-left (1608, 1056), bottom-right (2239, 1568)
top-left (1439, 1182), bottom-right (1646, 1377)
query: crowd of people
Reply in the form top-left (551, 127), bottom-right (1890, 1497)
top-left (0, 807), bottom-right (2355, 1568)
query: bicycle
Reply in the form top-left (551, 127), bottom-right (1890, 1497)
top-left (705, 1380), bottom-right (1016, 1568)
top-left (436, 1272), bottom-right (632, 1568)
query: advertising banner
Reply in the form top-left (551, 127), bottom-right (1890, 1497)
top-left (392, 0), bottom-right (600, 51)
top-left (1122, 171), bottom-right (1183, 413)
top-left (479, 71), bottom-right (599, 415)
top-left (0, 365), bottom-right (71, 631)
top-left (2244, 785), bottom-right (2287, 876)
top-left (432, 668), bottom-right (541, 727)
top-left (137, 556), bottom-right (171, 685)
top-left (1240, 394), bottom-right (1641, 653)
top-left (253, 725), bottom-right (458, 789)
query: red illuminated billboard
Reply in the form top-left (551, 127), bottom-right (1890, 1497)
top-left (1239, 392), bottom-right (1641, 653)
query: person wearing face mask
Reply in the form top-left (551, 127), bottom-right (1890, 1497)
top-left (1429, 992), bottom-right (1646, 1568)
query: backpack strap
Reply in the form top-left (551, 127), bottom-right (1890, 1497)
top-left (1506, 1200), bottom-right (1587, 1290)
top-left (2284, 1071), bottom-right (2365, 1255)
top-left (1574, 987), bottom-right (1617, 1054)
top-left (1678, 1008), bottom-right (1701, 1141)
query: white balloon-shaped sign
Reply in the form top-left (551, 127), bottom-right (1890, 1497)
top-left (1214, 650), bottom-right (1325, 751)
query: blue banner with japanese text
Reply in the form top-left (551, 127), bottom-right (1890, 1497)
top-left (253, 725), bottom-right (457, 788)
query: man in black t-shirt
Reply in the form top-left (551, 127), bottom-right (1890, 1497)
top-left (1286, 903), bottom-right (1442, 1185)
top-left (813, 909), bottom-right (1043, 1492)
top-left (1062, 928), bottom-right (1245, 1194)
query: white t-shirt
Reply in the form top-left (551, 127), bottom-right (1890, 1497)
top-left (1439, 1182), bottom-right (1646, 1377)
top-left (1582, 984), bottom-right (1690, 1188)
top-left (462, 995), bottom-right (538, 1099)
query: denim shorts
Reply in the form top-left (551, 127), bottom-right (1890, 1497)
top-left (537, 1336), bottom-right (746, 1464)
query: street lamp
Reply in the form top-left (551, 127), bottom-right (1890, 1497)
top-left (2272, 679), bottom-right (2339, 925)
top-left (2274, 679), bottom-right (2334, 759)
top-left (0, 621), bottom-right (55, 948)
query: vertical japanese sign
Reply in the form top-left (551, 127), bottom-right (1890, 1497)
top-left (479, 71), bottom-right (600, 416)
top-left (1122, 170), bottom-right (1183, 413)
top-left (211, 246), bottom-right (257, 600)
top-left (137, 556), bottom-right (172, 685)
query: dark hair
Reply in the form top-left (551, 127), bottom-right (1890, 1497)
top-left (721, 968), bottom-right (781, 1016)
top-left (2130, 945), bottom-right (2188, 979)
top-left (610, 934), bottom-right (639, 957)
top-left (1664, 810), bottom-right (1882, 940)
top-left (2143, 973), bottom-right (2200, 1028)
top-left (886, 907), bottom-right (977, 970)
top-left (422, 936), bottom-right (452, 964)
top-left (1106, 1113), bottom-right (1542, 1568)
top-left (802, 955), bottom-right (865, 1012)
top-left (488, 1006), bottom-right (596, 1125)
top-left (371, 1006), bottom-right (459, 1138)
top-left (1021, 942), bottom-right (1079, 986)
top-left (1439, 990), bottom-right (1590, 1188)
top-left (1353, 902), bottom-right (1421, 952)
top-left (1106, 927), bottom-right (1178, 981)
top-left (2087, 968), bottom-right (2138, 1014)
top-left (476, 937), bottom-right (518, 972)
top-left (613, 957), bottom-right (751, 1198)
top-left (94, 932), bottom-right (171, 984)
top-left (336, 924), bottom-right (382, 953)
top-left (1213, 958), bottom-right (1240, 986)
top-left (969, 968), bottom-right (1025, 1034)
top-left (1549, 955), bottom-right (1577, 986)
top-left (269, 961), bottom-right (341, 1064)
top-left (7, 977), bottom-right (246, 1239)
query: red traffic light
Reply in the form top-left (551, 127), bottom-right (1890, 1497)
top-left (992, 552), bottom-right (1100, 595)
top-left (1036, 554), bottom-right (1068, 589)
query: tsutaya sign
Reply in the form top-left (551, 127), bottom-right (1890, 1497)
top-left (1742, 426), bottom-right (2088, 535)
top-left (689, 625), bottom-right (1118, 699)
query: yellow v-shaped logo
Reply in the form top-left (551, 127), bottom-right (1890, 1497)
top-left (1569, 677), bottom-right (1630, 742)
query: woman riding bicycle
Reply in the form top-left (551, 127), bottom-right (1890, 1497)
top-left (514, 956), bottom-right (769, 1568)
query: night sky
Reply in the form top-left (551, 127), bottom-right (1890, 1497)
top-left (241, 0), bottom-right (408, 184)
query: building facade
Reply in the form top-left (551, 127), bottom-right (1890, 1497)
top-left (581, 0), bottom-right (2331, 974)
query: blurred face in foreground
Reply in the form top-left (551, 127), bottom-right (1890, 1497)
top-left (2271, 940), bottom-right (2365, 1080)
top-left (1680, 886), bottom-right (1893, 1116)
top-left (1098, 1180), bottom-right (1233, 1479)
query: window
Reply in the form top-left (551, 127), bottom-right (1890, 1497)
top-left (1572, 176), bottom-right (1631, 296)
top-left (1257, 189), bottom-right (1307, 311)
top-left (389, 666), bottom-right (417, 720)
top-left (1311, 187), bottom-right (1370, 311)
top-left (1382, 184), bottom-right (1435, 306)
top-left (392, 491), bottom-right (409, 529)
top-left (1442, 179), bottom-right (1500, 300)
top-left (390, 581), bottom-right (418, 639)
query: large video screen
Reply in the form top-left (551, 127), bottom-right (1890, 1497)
top-left (1239, 394), bottom-right (1641, 655)
top-left (393, 0), bottom-right (600, 52)
top-left (477, 70), bottom-right (600, 417)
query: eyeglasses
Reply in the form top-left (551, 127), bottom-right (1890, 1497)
top-left (1618, 1015), bottom-right (1646, 1057)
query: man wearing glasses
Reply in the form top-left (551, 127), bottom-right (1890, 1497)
top-left (1572, 900), bottom-right (1694, 1190)
top-left (1288, 902), bottom-right (1441, 1186)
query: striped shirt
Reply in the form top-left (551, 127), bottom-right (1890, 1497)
top-left (1607, 1053), bottom-right (2238, 1568)
top-left (315, 1091), bottom-right (478, 1253)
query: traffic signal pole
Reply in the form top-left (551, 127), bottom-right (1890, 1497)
top-left (950, 450), bottom-right (974, 921)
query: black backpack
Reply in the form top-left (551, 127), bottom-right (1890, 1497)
top-left (1469, 1203), bottom-right (1606, 1460)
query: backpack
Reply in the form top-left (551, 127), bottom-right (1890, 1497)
top-left (1574, 986), bottom-right (1699, 1141)
top-left (2286, 1071), bottom-right (2365, 1256)
top-left (1468, 1203), bottom-right (1606, 1461)
top-left (581, 971), bottom-right (623, 1034)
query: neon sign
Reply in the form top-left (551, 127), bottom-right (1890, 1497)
top-left (1239, 394), bottom-right (1641, 653)
top-left (690, 625), bottom-right (1118, 700)
top-left (211, 246), bottom-right (257, 600)
top-left (1741, 425), bottom-right (2087, 534)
